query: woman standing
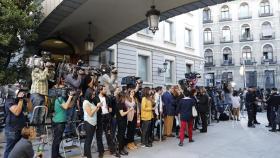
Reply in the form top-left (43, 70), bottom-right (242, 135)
top-left (83, 76), bottom-right (101, 158)
top-left (231, 91), bottom-right (241, 121)
top-left (52, 92), bottom-right (73, 158)
top-left (197, 87), bottom-right (209, 133)
top-left (116, 92), bottom-right (133, 155)
top-left (141, 87), bottom-right (154, 148)
top-left (125, 90), bottom-right (139, 150)
top-left (177, 89), bottom-right (195, 146)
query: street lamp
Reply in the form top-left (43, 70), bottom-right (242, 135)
top-left (84, 21), bottom-right (94, 52)
top-left (146, 5), bottom-right (160, 34)
top-left (240, 58), bottom-right (247, 88)
top-left (158, 62), bottom-right (168, 73)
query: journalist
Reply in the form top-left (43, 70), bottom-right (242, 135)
top-left (51, 92), bottom-right (74, 158)
top-left (4, 89), bottom-right (32, 158)
top-left (83, 76), bottom-right (101, 158)
top-left (30, 60), bottom-right (54, 135)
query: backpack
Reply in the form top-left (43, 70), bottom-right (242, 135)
top-left (219, 113), bottom-right (229, 121)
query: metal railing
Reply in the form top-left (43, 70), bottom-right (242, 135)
top-left (261, 56), bottom-right (277, 65)
top-left (240, 58), bottom-right (256, 65)
top-left (221, 59), bottom-right (234, 66)
top-left (219, 14), bottom-right (232, 22)
top-left (259, 9), bottom-right (273, 17)
top-left (203, 19), bottom-right (213, 24)
top-left (204, 61), bottom-right (215, 67)
top-left (204, 39), bottom-right (214, 45)
top-left (260, 32), bottom-right (275, 40)
top-left (220, 36), bottom-right (233, 43)
top-left (238, 14), bottom-right (252, 20)
top-left (239, 34), bottom-right (254, 42)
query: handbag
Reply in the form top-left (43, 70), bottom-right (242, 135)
top-left (192, 106), bottom-right (198, 117)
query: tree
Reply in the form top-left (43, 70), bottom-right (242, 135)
top-left (0, 0), bottom-right (42, 85)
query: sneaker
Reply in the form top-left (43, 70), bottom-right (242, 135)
top-left (269, 129), bottom-right (277, 132)
top-left (145, 144), bottom-right (152, 148)
top-left (254, 121), bottom-right (261, 125)
top-left (178, 142), bottom-right (184, 146)
top-left (189, 139), bottom-right (195, 143)
top-left (248, 125), bottom-right (255, 128)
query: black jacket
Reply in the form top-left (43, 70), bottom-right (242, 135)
top-left (198, 94), bottom-right (209, 113)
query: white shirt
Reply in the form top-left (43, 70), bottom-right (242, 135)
top-left (154, 93), bottom-right (163, 116)
top-left (231, 96), bottom-right (241, 108)
top-left (83, 100), bottom-right (97, 126)
top-left (99, 95), bottom-right (109, 114)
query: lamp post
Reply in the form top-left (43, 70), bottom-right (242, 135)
top-left (84, 22), bottom-right (94, 52)
top-left (240, 58), bottom-right (247, 89)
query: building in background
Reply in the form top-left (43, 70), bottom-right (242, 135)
top-left (202, 0), bottom-right (280, 89)
top-left (89, 11), bottom-right (204, 87)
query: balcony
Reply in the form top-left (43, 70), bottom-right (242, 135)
top-left (204, 39), bottom-right (214, 45)
top-left (239, 34), bottom-right (254, 42)
top-left (221, 59), bottom-right (234, 66)
top-left (204, 61), bottom-right (215, 67)
top-left (219, 15), bottom-right (232, 22)
top-left (261, 56), bottom-right (277, 65)
top-left (259, 9), bottom-right (273, 17)
top-left (203, 19), bottom-right (213, 24)
top-left (220, 36), bottom-right (233, 43)
top-left (260, 32), bottom-right (275, 40)
top-left (238, 14), bottom-right (252, 20)
top-left (240, 58), bottom-right (257, 65)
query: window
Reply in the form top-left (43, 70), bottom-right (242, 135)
top-left (205, 49), bottom-right (213, 63)
top-left (138, 55), bottom-right (148, 82)
top-left (260, 0), bottom-right (271, 14)
top-left (263, 44), bottom-right (273, 60)
top-left (242, 46), bottom-right (252, 59)
top-left (223, 47), bottom-right (232, 63)
top-left (99, 49), bottom-right (115, 65)
top-left (164, 21), bottom-right (175, 42)
top-left (222, 26), bottom-right (231, 41)
top-left (246, 71), bottom-right (257, 87)
top-left (204, 28), bottom-right (212, 42)
top-left (239, 2), bottom-right (249, 18)
top-left (186, 64), bottom-right (192, 73)
top-left (241, 24), bottom-right (251, 38)
top-left (165, 60), bottom-right (173, 83)
top-left (262, 22), bottom-right (272, 37)
top-left (221, 5), bottom-right (230, 19)
top-left (222, 72), bottom-right (233, 82)
top-left (265, 70), bottom-right (275, 89)
top-left (185, 28), bottom-right (192, 47)
top-left (206, 73), bottom-right (215, 87)
top-left (203, 8), bottom-right (211, 21)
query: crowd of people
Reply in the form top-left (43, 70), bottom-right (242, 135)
top-left (2, 56), bottom-right (280, 158)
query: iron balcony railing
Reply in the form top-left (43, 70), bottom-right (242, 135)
top-left (219, 14), bottom-right (232, 22)
top-left (240, 58), bottom-right (257, 65)
top-left (203, 18), bottom-right (213, 24)
top-left (261, 56), bottom-right (277, 65)
top-left (238, 13), bottom-right (252, 20)
top-left (221, 59), bottom-right (234, 66)
top-left (220, 36), bottom-right (233, 43)
top-left (204, 38), bottom-right (214, 45)
top-left (204, 61), bottom-right (215, 67)
top-left (259, 8), bottom-right (273, 17)
top-left (239, 34), bottom-right (254, 42)
top-left (260, 32), bottom-right (275, 40)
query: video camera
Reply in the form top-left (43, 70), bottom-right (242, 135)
top-left (121, 76), bottom-right (142, 87)
top-left (26, 51), bottom-right (55, 69)
top-left (2, 84), bottom-right (30, 99)
top-left (178, 72), bottom-right (201, 90)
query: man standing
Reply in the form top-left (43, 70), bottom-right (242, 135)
top-left (4, 88), bottom-right (32, 158)
top-left (162, 85), bottom-right (176, 137)
top-left (93, 85), bottom-right (115, 158)
top-left (266, 88), bottom-right (277, 128)
top-left (30, 60), bottom-right (54, 135)
top-left (245, 87), bottom-right (257, 128)
top-left (266, 88), bottom-right (280, 132)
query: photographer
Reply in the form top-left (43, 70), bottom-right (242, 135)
top-left (51, 89), bottom-right (74, 158)
top-left (4, 89), bottom-right (32, 158)
top-left (30, 60), bottom-right (55, 136)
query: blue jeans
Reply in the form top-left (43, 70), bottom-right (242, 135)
top-left (4, 129), bottom-right (21, 158)
top-left (31, 93), bottom-right (46, 135)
